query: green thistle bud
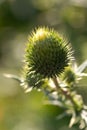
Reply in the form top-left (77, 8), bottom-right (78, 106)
top-left (24, 27), bottom-right (73, 79)
top-left (61, 67), bottom-right (77, 86)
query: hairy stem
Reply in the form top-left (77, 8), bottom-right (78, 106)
top-left (52, 76), bottom-right (81, 110)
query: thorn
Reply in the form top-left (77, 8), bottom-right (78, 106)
top-left (3, 73), bottom-right (23, 83)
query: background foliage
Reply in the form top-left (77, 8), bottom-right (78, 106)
top-left (0, 0), bottom-right (87, 130)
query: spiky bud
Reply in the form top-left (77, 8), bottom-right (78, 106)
top-left (24, 27), bottom-right (73, 79)
top-left (61, 67), bottom-right (77, 86)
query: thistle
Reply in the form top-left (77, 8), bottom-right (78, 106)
top-left (4, 27), bottom-right (87, 129)
top-left (24, 27), bottom-right (73, 80)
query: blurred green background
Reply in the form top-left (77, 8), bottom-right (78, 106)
top-left (0, 0), bottom-right (87, 130)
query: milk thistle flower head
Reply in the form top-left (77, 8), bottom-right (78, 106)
top-left (24, 27), bottom-right (73, 80)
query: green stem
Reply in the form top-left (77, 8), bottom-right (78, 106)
top-left (52, 76), bottom-right (81, 110)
